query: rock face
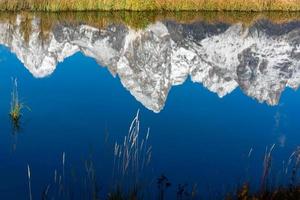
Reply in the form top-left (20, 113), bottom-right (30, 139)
top-left (0, 15), bottom-right (300, 112)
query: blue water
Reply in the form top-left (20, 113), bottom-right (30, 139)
top-left (0, 39), bottom-right (299, 199)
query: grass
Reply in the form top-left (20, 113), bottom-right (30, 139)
top-left (9, 78), bottom-right (26, 122)
top-left (261, 144), bottom-right (276, 192)
top-left (27, 164), bottom-right (32, 200)
top-left (30, 142), bottom-right (300, 200)
top-left (111, 110), bottom-right (152, 199)
top-left (1, 0), bottom-right (300, 11)
top-left (9, 78), bottom-right (30, 135)
top-left (226, 183), bottom-right (300, 200)
top-left (1, 11), bottom-right (300, 44)
top-left (113, 110), bottom-right (152, 179)
top-left (33, 111), bottom-right (153, 200)
top-left (19, 112), bottom-right (300, 199)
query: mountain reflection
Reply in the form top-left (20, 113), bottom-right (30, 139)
top-left (1, 12), bottom-right (300, 112)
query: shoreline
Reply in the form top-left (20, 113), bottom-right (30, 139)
top-left (1, 0), bottom-right (300, 12)
top-left (1, 11), bottom-right (300, 31)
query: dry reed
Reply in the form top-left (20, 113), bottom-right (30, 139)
top-left (1, 0), bottom-right (300, 11)
top-left (27, 164), bottom-right (32, 200)
top-left (261, 144), bottom-right (276, 191)
top-left (113, 110), bottom-right (152, 186)
top-left (287, 147), bottom-right (300, 186)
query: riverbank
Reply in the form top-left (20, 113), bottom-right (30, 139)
top-left (1, 0), bottom-right (300, 11)
top-left (1, 11), bottom-right (300, 30)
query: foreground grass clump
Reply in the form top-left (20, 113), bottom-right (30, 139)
top-left (227, 184), bottom-right (300, 200)
top-left (9, 78), bottom-right (28, 123)
top-left (20, 112), bottom-right (300, 200)
top-left (1, 0), bottom-right (300, 11)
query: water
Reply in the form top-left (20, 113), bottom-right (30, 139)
top-left (0, 12), bottom-right (300, 199)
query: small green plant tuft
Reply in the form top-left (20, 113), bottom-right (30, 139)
top-left (9, 78), bottom-right (29, 123)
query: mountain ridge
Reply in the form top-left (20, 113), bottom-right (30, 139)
top-left (0, 15), bottom-right (300, 112)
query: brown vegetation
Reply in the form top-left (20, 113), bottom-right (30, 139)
top-left (1, 0), bottom-right (300, 11)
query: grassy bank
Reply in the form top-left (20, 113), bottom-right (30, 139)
top-left (1, 11), bottom-right (299, 44)
top-left (1, 0), bottom-right (300, 11)
top-left (2, 11), bottom-right (300, 31)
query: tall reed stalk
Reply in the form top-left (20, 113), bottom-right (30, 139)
top-left (261, 144), bottom-right (276, 192)
top-left (27, 164), bottom-right (32, 200)
top-left (287, 147), bottom-right (300, 186)
top-left (62, 152), bottom-right (65, 187)
top-left (113, 110), bottom-right (152, 188)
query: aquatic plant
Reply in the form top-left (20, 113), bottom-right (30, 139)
top-left (27, 164), bottom-right (32, 200)
top-left (157, 174), bottom-right (171, 200)
top-left (107, 186), bottom-right (140, 200)
top-left (109, 111), bottom-right (153, 199)
top-left (287, 147), bottom-right (300, 187)
top-left (261, 144), bottom-right (276, 191)
top-left (234, 183), bottom-right (250, 200)
top-left (33, 112), bottom-right (152, 200)
top-left (18, 108), bottom-right (300, 200)
top-left (177, 183), bottom-right (198, 200)
top-left (85, 157), bottom-right (100, 200)
top-left (227, 183), bottom-right (300, 200)
top-left (9, 78), bottom-right (28, 123)
top-left (113, 110), bottom-right (152, 186)
top-left (23, 140), bottom-right (300, 200)
top-left (107, 187), bottom-right (125, 200)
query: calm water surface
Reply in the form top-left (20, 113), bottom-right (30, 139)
top-left (0, 12), bottom-right (300, 199)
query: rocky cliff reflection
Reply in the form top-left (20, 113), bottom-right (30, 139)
top-left (1, 12), bottom-right (300, 112)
